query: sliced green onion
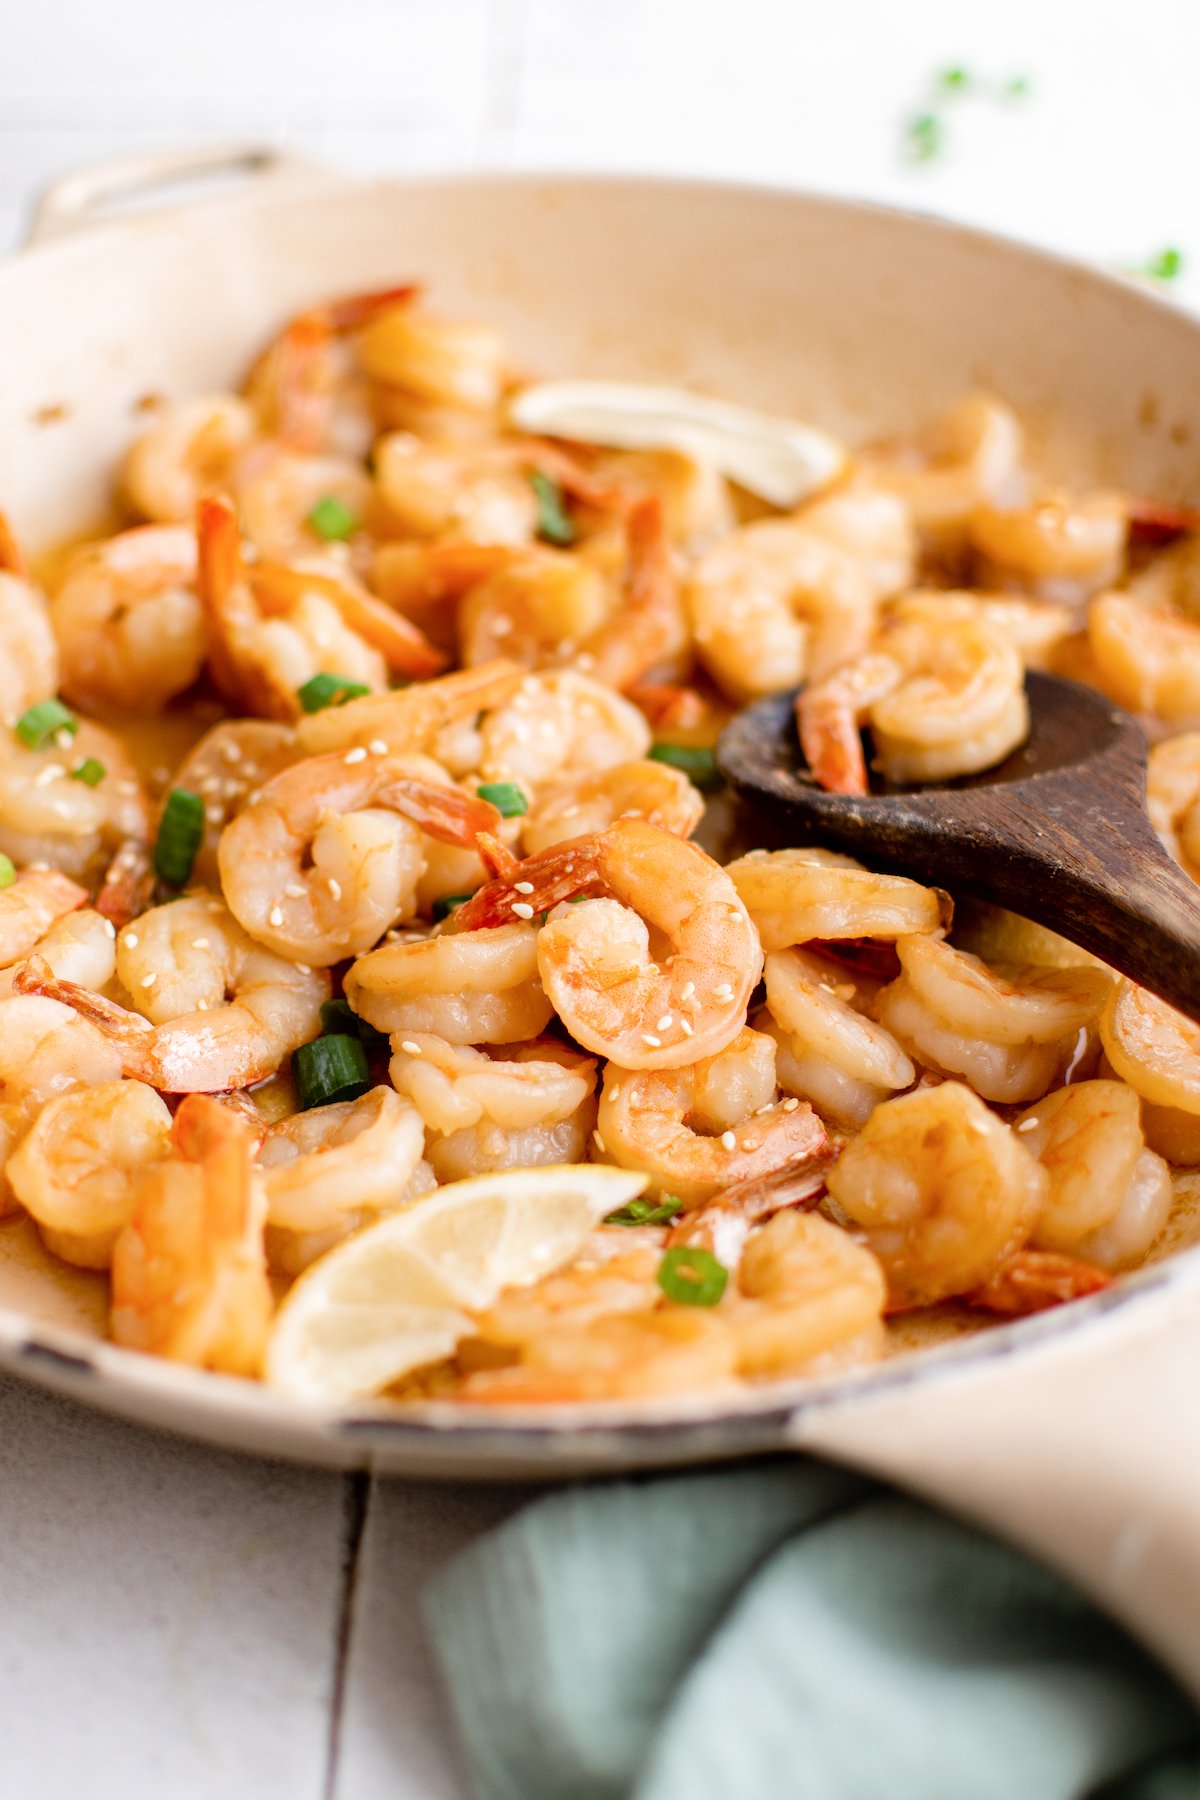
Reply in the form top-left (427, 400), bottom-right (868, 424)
top-left (1003, 72), bottom-right (1032, 100)
top-left (433, 890), bottom-right (476, 922)
top-left (530, 470), bottom-right (576, 547)
top-left (657, 1245), bottom-right (728, 1307)
top-left (938, 66), bottom-right (971, 92)
top-left (1128, 247), bottom-right (1185, 283)
top-left (320, 998), bottom-right (388, 1055)
top-left (307, 494), bottom-right (359, 541)
top-left (477, 781), bottom-right (528, 818)
top-left (0, 853), bottom-right (15, 891)
top-left (297, 672), bottom-right (373, 714)
top-left (606, 1194), bottom-right (683, 1228)
top-left (648, 742), bottom-right (720, 788)
top-left (71, 757), bottom-right (105, 787)
top-left (16, 698), bottom-right (77, 750)
top-left (903, 112), bottom-right (944, 163)
top-left (154, 787), bottom-right (205, 887)
top-left (292, 1034), bottom-right (371, 1109)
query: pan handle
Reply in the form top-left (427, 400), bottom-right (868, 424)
top-left (25, 141), bottom-right (323, 245)
top-left (796, 1262), bottom-right (1200, 1701)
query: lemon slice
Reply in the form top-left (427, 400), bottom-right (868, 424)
top-left (265, 1164), bottom-right (649, 1403)
top-left (508, 379), bottom-right (847, 507)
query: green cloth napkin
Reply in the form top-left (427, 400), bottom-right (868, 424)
top-left (424, 1462), bottom-right (1200, 1800)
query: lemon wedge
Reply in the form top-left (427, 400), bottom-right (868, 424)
top-left (508, 379), bottom-right (847, 508)
top-left (265, 1164), bottom-right (649, 1403)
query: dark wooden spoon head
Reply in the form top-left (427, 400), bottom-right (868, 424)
top-left (717, 672), bottom-right (1200, 1022)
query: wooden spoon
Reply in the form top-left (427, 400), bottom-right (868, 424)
top-left (716, 671), bottom-right (1200, 1021)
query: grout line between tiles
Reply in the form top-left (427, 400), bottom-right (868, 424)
top-left (322, 1469), bottom-right (373, 1800)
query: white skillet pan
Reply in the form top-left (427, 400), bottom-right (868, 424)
top-left (3, 143), bottom-right (1200, 1696)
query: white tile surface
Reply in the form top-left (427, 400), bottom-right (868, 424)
top-left (0, 2), bottom-right (1197, 1795)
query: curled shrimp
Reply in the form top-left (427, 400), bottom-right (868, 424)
top-left (169, 717), bottom-right (298, 886)
top-left (457, 545), bottom-right (612, 668)
top-left (356, 303), bottom-right (510, 425)
top-left (110, 1094), bottom-right (272, 1374)
top-left (121, 394), bottom-right (256, 523)
top-left (724, 1209), bottom-right (887, 1379)
top-left (0, 868), bottom-right (86, 964)
top-left (50, 524), bottom-right (205, 713)
top-left (17, 898), bottom-right (329, 1092)
top-left (760, 946), bottom-right (915, 1129)
top-left (245, 283), bottom-right (418, 455)
top-left (196, 496), bottom-right (444, 720)
top-left (596, 1025), bottom-right (826, 1206)
top-left (0, 906), bottom-right (117, 1000)
top-left (260, 1086), bottom-right (428, 1271)
top-left (687, 489), bottom-right (915, 702)
top-left (573, 496), bottom-right (689, 693)
top-left (477, 669), bottom-right (652, 794)
top-left (885, 587), bottom-right (1073, 673)
top-left (389, 1032), bottom-right (597, 1183)
top-left (1148, 733), bottom-right (1200, 880)
top-left (374, 433), bottom-right (613, 544)
top-left (969, 490), bottom-right (1127, 601)
top-left (726, 846), bottom-right (949, 951)
top-left (230, 444), bottom-right (373, 563)
top-left (861, 394), bottom-right (1025, 548)
top-left (455, 818), bottom-right (763, 1069)
top-left (664, 1155), bottom-right (835, 1266)
top-left (1016, 1081), bottom-right (1171, 1269)
top-left (218, 752), bottom-right (499, 965)
top-left (798, 600), bottom-right (1028, 795)
top-left (8, 1078), bottom-right (172, 1268)
top-left (878, 932), bottom-right (1111, 1104)
top-left (294, 658), bottom-right (523, 761)
top-left (1088, 592), bottom-right (1200, 725)
top-left (346, 921), bottom-right (553, 1044)
top-left (827, 1081), bottom-right (1046, 1306)
top-left (460, 1306), bottom-right (737, 1405)
top-left (0, 510), bottom-right (59, 726)
top-left (966, 1250), bottom-right (1113, 1317)
top-left (521, 757), bottom-right (703, 856)
top-left (1098, 980), bottom-right (1200, 1164)
top-left (0, 991), bottom-right (124, 1209)
top-left (0, 717), bottom-right (151, 883)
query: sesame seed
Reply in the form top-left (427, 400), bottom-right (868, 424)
top-left (609, 1083), bottom-right (621, 1101)
top-left (593, 1129), bottom-right (607, 1153)
top-left (400, 1040), bottom-right (422, 1055)
top-left (34, 766), bottom-right (62, 787)
top-left (344, 746), bottom-right (367, 765)
top-left (713, 982), bottom-right (734, 1000)
top-left (741, 1138), bottom-right (761, 1152)
top-left (642, 1034), bottom-right (662, 1048)
top-left (368, 740), bottom-right (388, 756)
top-left (754, 1103), bottom-right (773, 1116)
top-left (680, 981), bottom-right (696, 1002)
top-left (514, 881), bottom-right (535, 895)
top-left (512, 902), bottom-right (535, 919)
top-left (296, 963), bottom-right (312, 974)
top-left (284, 883), bottom-right (304, 899)
top-left (190, 938), bottom-right (209, 950)
top-left (656, 1014), bottom-right (673, 1031)
top-left (196, 999), bottom-right (208, 1011)
top-left (328, 878), bottom-right (342, 900)
top-left (680, 1018), bottom-right (693, 1036)
top-left (782, 1097), bottom-right (800, 1112)
top-left (141, 973), bottom-right (157, 988)
top-left (221, 742), bottom-right (243, 765)
top-left (124, 933), bottom-right (139, 948)
top-left (54, 729), bottom-right (73, 751)
top-left (102, 919), bottom-right (116, 939)
top-left (1016, 1117), bottom-right (1039, 1132)
top-left (720, 1130), bottom-right (736, 1150)
top-left (269, 906), bottom-right (284, 927)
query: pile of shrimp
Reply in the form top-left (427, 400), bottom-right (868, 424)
top-left (2, 279), bottom-right (1199, 1407)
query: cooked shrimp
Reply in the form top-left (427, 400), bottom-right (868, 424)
top-left (726, 846), bottom-right (948, 951)
top-left (969, 491), bottom-right (1127, 601)
top-left (0, 906), bottom-right (116, 1000)
top-left (596, 1026), bottom-right (826, 1205)
top-left (1088, 592), bottom-right (1200, 724)
top-left (1098, 980), bottom-right (1200, 1163)
top-left (294, 658), bottom-right (523, 762)
top-left (885, 587), bottom-right (1073, 673)
top-left (471, 1232), bottom-right (665, 1347)
top-left (0, 511), bottom-right (59, 726)
top-left (861, 394), bottom-right (1025, 548)
top-left (1015, 1082), bottom-right (1169, 1269)
top-left (687, 489), bottom-right (915, 702)
top-left (8, 1079), bottom-right (172, 1268)
top-left (0, 991), bottom-right (125, 1209)
top-left (0, 868), bottom-right (86, 964)
top-left (260, 1084), bottom-right (426, 1247)
top-left (878, 932), bottom-right (1110, 1104)
top-left (456, 819), bottom-right (762, 1068)
top-left (121, 394), bottom-right (256, 523)
top-left (169, 717), bottom-right (298, 886)
top-left (521, 758), bottom-right (703, 856)
top-left (457, 545), bottom-right (612, 668)
top-left (827, 1081), bottom-right (1046, 1306)
top-left (461, 1307), bottom-right (737, 1405)
top-left (374, 433), bottom-right (614, 545)
top-left (1148, 733), bottom-right (1200, 879)
top-left (0, 719), bottom-right (151, 882)
top-left (345, 921), bottom-right (553, 1044)
top-left (219, 752), bottom-right (498, 965)
top-left (110, 1094), bottom-right (272, 1374)
top-left (357, 305), bottom-right (510, 421)
top-left (245, 283), bottom-right (417, 456)
top-left (664, 1155), bottom-right (835, 1266)
top-left (725, 1209), bottom-right (887, 1379)
top-left (761, 946), bottom-right (915, 1129)
top-left (390, 1033), bottom-right (596, 1182)
top-left (18, 900), bottom-right (329, 1092)
top-left (798, 601), bottom-right (1028, 794)
top-left (575, 496), bottom-right (689, 692)
top-left (230, 443), bottom-right (373, 563)
top-left (966, 1249), bottom-right (1113, 1316)
top-left (477, 668), bottom-right (652, 794)
top-left (50, 524), bottom-right (205, 712)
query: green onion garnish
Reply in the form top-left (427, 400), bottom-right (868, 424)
top-left (606, 1194), bottom-right (683, 1227)
top-left (297, 672), bottom-right (373, 713)
top-left (154, 787), bottom-right (205, 887)
top-left (292, 1034), bottom-right (371, 1110)
top-left (16, 699), bottom-right (77, 750)
top-left (433, 891), bottom-right (476, 922)
top-left (1004, 73), bottom-right (1032, 100)
top-left (319, 998), bottom-right (388, 1055)
top-left (938, 66), bottom-right (972, 92)
top-left (71, 757), bottom-right (105, 787)
top-left (903, 112), bottom-right (944, 163)
top-left (648, 742), bottom-right (720, 788)
top-left (1127, 247), bottom-right (1185, 283)
top-left (0, 853), bottom-right (15, 891)
top-left (307, 494), bottom-right (359, 541)
top-left (477, 781), bottom-right (528, 818)
top-left (657, 1245), bottom-right (728, 1307)
top-left (530, 470), bottom-right (576, 547)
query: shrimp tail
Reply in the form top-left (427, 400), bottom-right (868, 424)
top-left (795, 689), bottom-right (870, 797)
top-left (14, 956), bottom-right (159, 1081)
top-left (95, 841), bottom-right (155, 931)
top-left (196, 496), bottom-right (296, 721)
top-left (475, 831), bottom-right (521, 882)
top-left (0, 509), bottom-right (27, 578)
top-left (665, 1136), bottom-right (835, 1264)
top-left (585, 495), bottom-right (684, 692)
top-left (454, 833), bottom-right (605, 928)
top-left (1125, 494), bottom-right (1200, 547)
top-left (383, 777), bottom-right (502, 848)
top-left (627, 681), bottom-right (712, 733)
top-left (251, 563), bottom-right (449, 681)
top-left (966, 1249), bottom-right (1113, 1316)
